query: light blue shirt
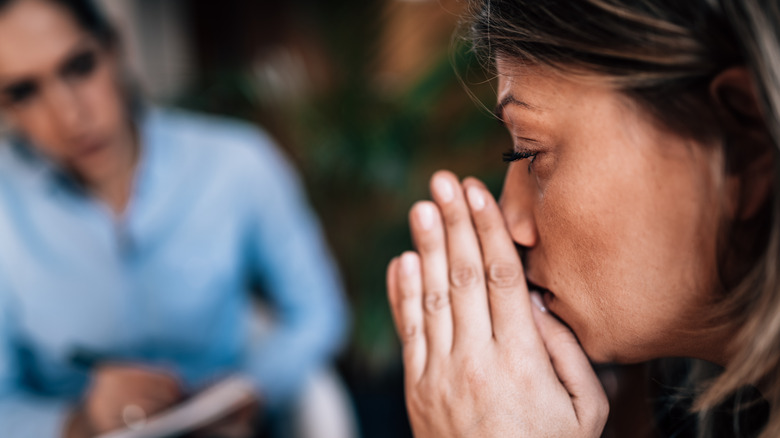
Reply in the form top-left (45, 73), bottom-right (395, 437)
top-left (0, 108), bottom-right (349, 437)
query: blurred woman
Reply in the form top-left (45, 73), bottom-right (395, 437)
top-left (387, 0), bottom-right (780, 436)
top-left (0, 0), bottom-right (349, 437)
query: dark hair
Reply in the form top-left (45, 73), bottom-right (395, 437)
top-left (468, 1), bottom-right (780, 437)
top-left (0, 0), bottom-right (142, 123)
top-left (470, 0), bottom-right (743, 142)
top-left (0, 0), bottom-right (117, 47)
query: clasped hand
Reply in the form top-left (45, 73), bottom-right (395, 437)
top-left (387, 171), bottom-right (608, 437)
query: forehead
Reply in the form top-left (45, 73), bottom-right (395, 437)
top-left (496, 60), bottom-right (558, 110)
top-left (0, 0), bottom-right (86, 77)
top-left (494, 59), bottom-right (653, 152)
top-left (495, 59), bottom-right (627, 119)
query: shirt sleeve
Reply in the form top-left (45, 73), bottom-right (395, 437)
top-left (0, 275), bottom-right (72, 437)
top-left (239, 131), bottom-right (350, 406)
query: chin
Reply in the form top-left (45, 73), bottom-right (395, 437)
top-left (579, 342), bottom-right (613, 364)
top-left (575, 330), bottom-right (645, 364)
top-left (582, 340), bottom-right (659, 365)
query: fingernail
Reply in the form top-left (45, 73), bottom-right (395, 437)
top-left (416, 203), bottom-right (435, 230)
top-left (466, 185), bottom-right (485, 211)
top-left (530, 292), bottom-right (547, 312)
top-left (433, 176), bottom-right (454, 203)
top-left (401, 252), bottom-right (419, 275)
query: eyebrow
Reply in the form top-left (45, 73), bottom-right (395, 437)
top-left (59, 40), bottom-right (97, 64)
top-left (0, 38), bottom-right (95, 83)
top-left (493, 95), bottom-right (538, 124)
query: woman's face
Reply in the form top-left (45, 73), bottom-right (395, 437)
top-left (0, 0), bottom-right (129, 181)
top-left (497, 59), bottom-right (729, 364)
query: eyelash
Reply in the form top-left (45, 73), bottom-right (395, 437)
top-left (502, 148), bottom-right (539, 172)
top-left (502, 149), bottom-right (535, 162)
top-left (503, 148), bottom-right (538, 163)
top-left (5, 83), bottom-right (37, 104)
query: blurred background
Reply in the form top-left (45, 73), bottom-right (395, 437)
top-left (100, 0), bottom-right (510, 436)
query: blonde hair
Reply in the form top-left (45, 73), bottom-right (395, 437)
top-left (698, 3), bottom-right (780, 437)
top-left (468, 0), bottom-right (780, 436)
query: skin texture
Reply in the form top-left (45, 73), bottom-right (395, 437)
top-left (387, 59), bottom-right (745, 436)
top-left (495, 60), bottom-right (731, 365)
top-left (387, 174), bottom-right (609, 436)
top-left (0, 0), bottom-right (135, 213)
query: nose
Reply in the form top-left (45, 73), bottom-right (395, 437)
top-left (499, 163), bottom-right (539, 248)
top-left (44, 81), bottom-right (87, 139)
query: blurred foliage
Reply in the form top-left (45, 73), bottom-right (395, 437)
top-left (177, 0), bottom-right (510, 376)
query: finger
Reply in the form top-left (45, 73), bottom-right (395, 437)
top-left (530, 293), bottom-right (609, 428)
top-left (96, 366), bottom-right (181, 402)
top-left (430, 171), bottom-right (492, 348)
top-left (463, 178), bottom-right (535, 345)
top-left (139, 370), bottom-right (183, 402)
top-left (387, 257), bottom-right (402, 333)
top-left (409, 201), bottom-right (453, 360)
top-left (396, 251), bottom-right (427, 384)
top-left (119, 379), bottom-right (181, 409)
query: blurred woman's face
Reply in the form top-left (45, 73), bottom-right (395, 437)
top-left (0, 0), bottom-right (129, 182)
top-left (496, 59), bottom-right (729, 364)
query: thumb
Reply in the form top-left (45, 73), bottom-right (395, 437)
top-left (529, 293), bottom-right (609, 428)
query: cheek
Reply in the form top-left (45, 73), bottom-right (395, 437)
top-left (536, 141), bottom-right (723, 362)
top-left (80, 66), bottom-right (124, 130)
top-left (7, 106), bottom-right (61, 154)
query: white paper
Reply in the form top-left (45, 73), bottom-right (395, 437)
top-left (96, 376), bottom-right (256, 438)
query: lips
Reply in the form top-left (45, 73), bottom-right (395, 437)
top-left (526, 277), bottom-right (564, 324)
top-left (526, 278), bottom-right (582, 347)
top-left (73, 138), bottom-right (107, 158)
top-left (526, 277), bottom-right (553, 299)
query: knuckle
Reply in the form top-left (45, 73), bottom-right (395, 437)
top-left (399, 283), bottom-right (421, 300)
top-left (399, 288), bottom-right (416, 301)
top-left (474, 215), bottom-right (500, 233)
top-left (486, 261), bottom-right (522, 289)
top-left (442, 207), bottom-right (468, 228)
top-left (460, 356), bottom-right (487, 388)
top-left (424, 290), bottom-right (450, 313)
top-left (401, 322), bottom-right (420, 345)
top-left (417, 234), bottom-right (442, 254)
top-left (449, 261), bottom-right (481, 288)
top-left (406, 388), bottom-right (431, 416)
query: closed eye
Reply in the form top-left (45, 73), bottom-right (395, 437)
top-left (60, 50), bottom-right (98, 79)
top-left (2, 80), bottom-right (38, 104)
top-left (503, 147), bottom-right (540, 174)
top-left (502, 149), bottom-right (538, 163)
